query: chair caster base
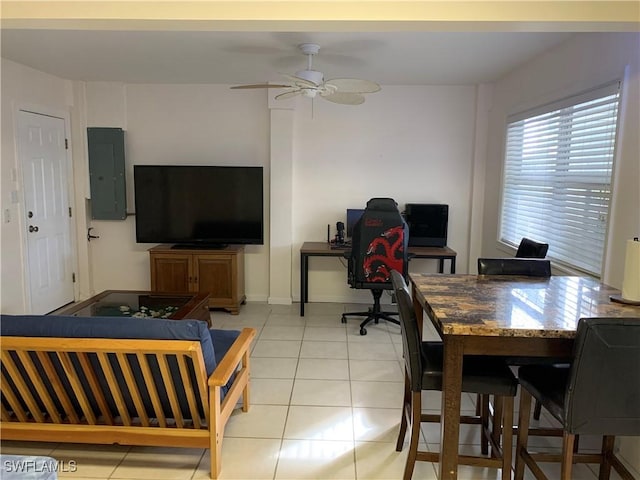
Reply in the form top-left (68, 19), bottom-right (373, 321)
top-left (341, 316), bottom-right (347, 324)
top-left (360, 327), bottom-right (367, 335)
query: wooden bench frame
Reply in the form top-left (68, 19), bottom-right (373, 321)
top-left (0, 328), bottom-right (256, 479)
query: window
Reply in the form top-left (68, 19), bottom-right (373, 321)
top-left (500, 82), bottom-right (621, 276)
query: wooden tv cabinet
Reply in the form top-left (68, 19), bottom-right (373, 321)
top-left (149, 245), bottom-right (245, 315)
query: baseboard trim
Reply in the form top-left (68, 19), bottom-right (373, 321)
top-left (268, 297), bottom-right (293, 305)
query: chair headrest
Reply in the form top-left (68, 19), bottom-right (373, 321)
top-left (516, 237), bottom-right (549, 258)
top-left (477, 257), bottom-right (551, 277)
top-left (365, 198), bottom-right (399, 212)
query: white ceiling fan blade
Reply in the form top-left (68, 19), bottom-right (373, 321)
top-left (230, 84), bottom-right (291, 89)
top-left (325, 78), bottom-right (381, 93)
top-left (321, 92), bottom-right (365, 105)
top-left (275, 89), bottom-right (303, 100)
top-left (280, 73), bottom-right (319, 88)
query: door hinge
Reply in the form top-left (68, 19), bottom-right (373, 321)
top-left (72, 273), bottom-right (76, 283)
top-left (68, 207), bottom-right (72, 218)
top-left (65, 138), bottom-right (69, 150)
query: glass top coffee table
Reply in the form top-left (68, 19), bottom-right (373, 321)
top-left (52, 290), bottom-right (211, 327)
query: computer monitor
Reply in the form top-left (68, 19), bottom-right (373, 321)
top-left (346, 208), bottom-right (365, 239)
top-left (404, 203), bottom-right (449, 247)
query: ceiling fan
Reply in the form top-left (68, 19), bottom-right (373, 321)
top-left (230, 43), bottom-right (381, 105)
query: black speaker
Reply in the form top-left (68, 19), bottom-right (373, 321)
top-left (404, 204), bottom-right (448, 247)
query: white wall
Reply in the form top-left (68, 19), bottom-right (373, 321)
top-left (291, 85), bottom-right (477, 302)
top-left (85, 84), bottom-right (271, 298)
top-left (0, 58), bottom-right (76, 313)
top-left (481, 32), bottom-right (640, 473)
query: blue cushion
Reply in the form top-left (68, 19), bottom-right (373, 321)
top-left (209, 328), bottom-right (241, 366)
top-left (209, 328), bottom-right (241, 388)
top-left (1, 314), bottom-right (217, 375)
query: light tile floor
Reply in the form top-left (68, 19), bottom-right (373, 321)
top-left (1, 302), bottom-right (636, 479)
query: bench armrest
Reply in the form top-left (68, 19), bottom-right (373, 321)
top-left (208, 328), bottom-right (256, 387)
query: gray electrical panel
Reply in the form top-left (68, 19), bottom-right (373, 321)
top-left (87, 127), bottom-right (126, 220)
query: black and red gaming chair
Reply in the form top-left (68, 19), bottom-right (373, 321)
top-left (340, 198), bottom-right (409, 335)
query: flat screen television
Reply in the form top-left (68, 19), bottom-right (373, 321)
top-left (134, 165), bottom-right (264, 247)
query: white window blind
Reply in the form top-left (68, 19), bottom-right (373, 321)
top-left (500, 82), bottom-right (621, 276)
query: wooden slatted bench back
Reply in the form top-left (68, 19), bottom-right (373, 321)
top-left (1, 337), bottom-right (210, 436)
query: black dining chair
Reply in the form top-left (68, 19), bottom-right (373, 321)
top-left (515, 237), bottom-right (549, 259)
top-left (390, 270), bottom-right (517, 480)
top-left (515, 317), bottom-right (640, 480)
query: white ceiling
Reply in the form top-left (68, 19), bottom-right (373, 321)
top-left (1, 29), bottom-right (575, 85)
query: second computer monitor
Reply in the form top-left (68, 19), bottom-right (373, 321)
top-left (404, 203), bottom-right (449, 247)
top-left (346, 208), bottom-right (365, 239)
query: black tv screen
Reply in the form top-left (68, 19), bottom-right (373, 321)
top-left (134, 165), bottom-right (264, 246)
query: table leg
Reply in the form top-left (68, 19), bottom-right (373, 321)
top-left (440, 335), bottom-right (464, 480)
top-left (300, 253), bottom-right (308, 316)
top-left (438, 259), bottom-right (445, 273)
top-left (451, 257), bottom-right (456, 274)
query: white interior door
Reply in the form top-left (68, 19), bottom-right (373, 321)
top-left (18, 110), bottom-right (75, 313)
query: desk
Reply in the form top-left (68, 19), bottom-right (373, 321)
top-left (409, 273), bottom-right (639, 480)
top-left (299, 241), bottom-right (456, 316)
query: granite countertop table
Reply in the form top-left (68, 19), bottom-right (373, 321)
top-left (410, 274), bottom-right (639, 338)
